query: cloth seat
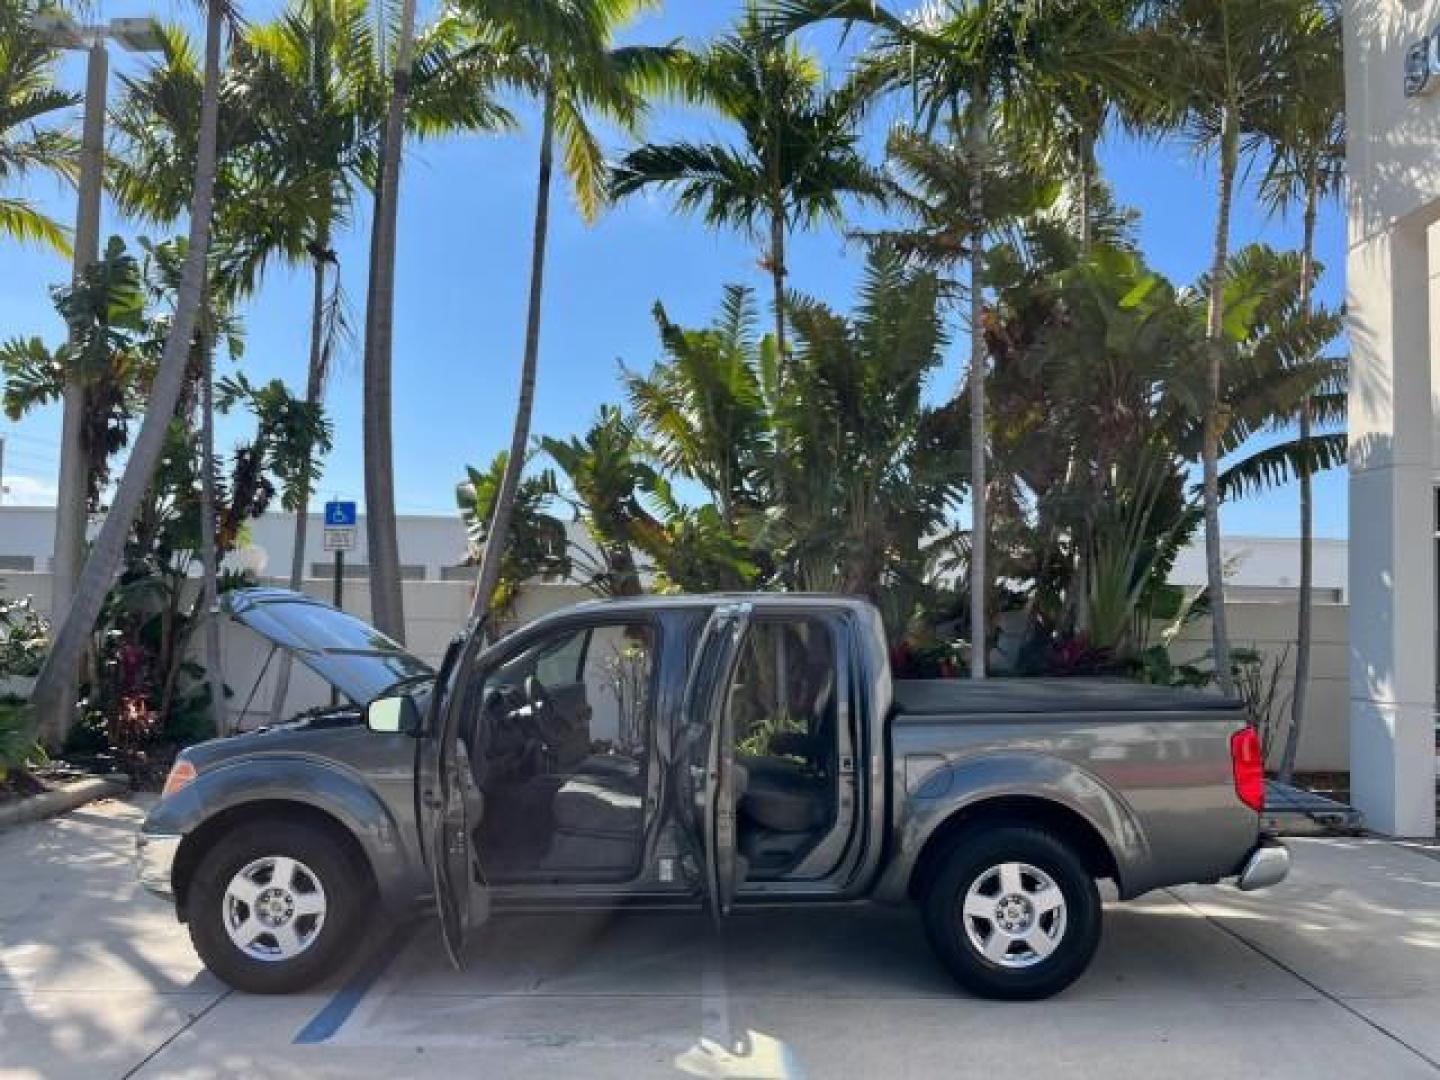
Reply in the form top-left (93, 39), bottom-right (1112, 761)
top-left (738, 755), bottom-right (829, 834)
top-left (550, 755), bottom-right (643, 835)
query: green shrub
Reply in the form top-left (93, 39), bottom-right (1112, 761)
top-left (0, 699), bottom-right (42, 782)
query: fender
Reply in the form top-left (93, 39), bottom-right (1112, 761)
top-left (145, 753), bottom-right (425, 910)
top-left (873, 750), bottom-right (1152, 902)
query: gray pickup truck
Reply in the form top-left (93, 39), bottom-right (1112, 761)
top-left (136, 588), bottom-right (1287, 1000)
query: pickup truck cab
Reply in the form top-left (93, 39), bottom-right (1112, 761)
top-left (137, 588), bottom-right (1288, 1000)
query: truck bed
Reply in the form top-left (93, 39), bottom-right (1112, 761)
top-left (891, 677), bottom-right (1241, 717)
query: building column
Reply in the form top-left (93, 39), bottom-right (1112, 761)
top-left (1347, 220), bottom-right (1437, 838)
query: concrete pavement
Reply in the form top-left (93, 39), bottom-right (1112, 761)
top-left (1, 797), bottom-right (1437, 1079)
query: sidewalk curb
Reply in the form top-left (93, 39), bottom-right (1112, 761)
top-left (0, 775), bottom-right (129, 830)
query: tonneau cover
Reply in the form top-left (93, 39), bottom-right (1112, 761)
top-left (892, 677), bottom-right (1241, 717)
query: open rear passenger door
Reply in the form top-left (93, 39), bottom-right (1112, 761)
top-left (419, 625), bottom-right (490, 969)
top-left (676, 603), bottom-right (752, 919)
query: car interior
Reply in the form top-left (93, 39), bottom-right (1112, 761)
top-left (726, 617), bottom-right (843, 880)
top-left (466, 621), bottom-right (657, 883)
top-left (461, 611), bottom-right (848, 890)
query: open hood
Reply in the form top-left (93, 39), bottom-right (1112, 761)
top-left (222, 588), bottom-right (433, 705)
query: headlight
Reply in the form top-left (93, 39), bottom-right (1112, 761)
top-left (161, 757), bottom-right (196, 798)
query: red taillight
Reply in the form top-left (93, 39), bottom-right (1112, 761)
top-left (1230, 727), bottom-right (1265, 813)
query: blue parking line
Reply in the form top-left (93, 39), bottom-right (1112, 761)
top-left (294, 927), bottom-right (412, 1045)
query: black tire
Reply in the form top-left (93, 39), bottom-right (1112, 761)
top-left (187, 820), bottom-right (372, 994)
top-left (921, 824), bottom-right (1102, 1000)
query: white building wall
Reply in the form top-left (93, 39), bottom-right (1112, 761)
top-left (1343, 0), bottom-right (1440, 836)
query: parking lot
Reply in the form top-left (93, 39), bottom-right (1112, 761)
top-left (2, 797), bottom-right (1438, 1079)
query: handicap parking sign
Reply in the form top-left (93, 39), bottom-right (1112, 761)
top-left (324, 501), bottom-right (357, 527)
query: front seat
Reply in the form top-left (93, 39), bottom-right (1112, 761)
top-left (540, 755), bottom-right (644, 872)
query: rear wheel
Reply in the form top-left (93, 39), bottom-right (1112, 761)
top-left (187, 820), bottom-right (371, 993)
top-left (921, 825), bottom-right (1101, 1000)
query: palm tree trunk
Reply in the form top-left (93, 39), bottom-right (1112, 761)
top-left (269, 244), bottom-right (331, 720)
top-left (198, 320), bottom-right (225, 734)
top-left (769, 205), bottom-right (787, 360)
top-left (1202, 105), bottom-right (1237, 697)
top-left (362, 0), bottom-right (418, 642)
top-left (967, 92), bottom-right (988, 680)
top-left (1280, 179), bottom-right (1319, 781)
top-left (27, 0), bottom-right (225, 735)
top-left (471, 84), bottom-right (556, 624)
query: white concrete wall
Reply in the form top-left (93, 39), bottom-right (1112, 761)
top-left (1169, 603), bottom-right (1350, 773)
top-left (1344, 0), bottom-right (1440, 835)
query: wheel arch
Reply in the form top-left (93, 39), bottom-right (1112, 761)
top-left (171, 799), bottom-right (378, 920)
top-left (907, 795), bottom-right (1122, 905)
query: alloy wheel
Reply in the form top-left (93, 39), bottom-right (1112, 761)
top-left (222, 855), bottom-right (328, 963)
top-left (960, 860), bottom-right (1067, 969)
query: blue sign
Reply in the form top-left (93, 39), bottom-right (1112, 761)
top-left (324, 500), bottom-right (357, 527)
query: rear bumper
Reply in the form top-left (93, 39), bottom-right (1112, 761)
top-left (1235, 838), bottom-right (1290, 891)
top-left (135, 832), bottom-right (181, 897)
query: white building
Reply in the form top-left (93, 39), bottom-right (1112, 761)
top-left (0, 504), bottom-right (475, 582)
top-left (1343, 1), bottom-right (1440, 836)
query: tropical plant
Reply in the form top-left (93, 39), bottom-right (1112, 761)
top-left (769, 246), bottom-right (961, 608)
top-left (0, 0), bottom-right (77, 251)
top-left (610, 2), bottom-right (882, 357)
top-left (455, 452), bottom-right (569, 620)
top-left (1, 237), bottom-right (154, 506)
top-left (772, 0), bottom-right (1140, 676)
top-left (983, 218), bottom-right (1201, 653)
top-left (1251, 0), bottom-right (1344, 781)
top-left (543, 406), bottom-right (664, 598)
top-left (624, 285), bottom-right (772, 527)
top-left (451, 0), bottom-right (679, 628)
top-left (4, 233), bottom-right (328, 745)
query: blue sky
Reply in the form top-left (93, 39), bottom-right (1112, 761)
top-left (0, 0), bottom-right (1347, 538)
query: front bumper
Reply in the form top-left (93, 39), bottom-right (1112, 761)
top-left (135, 832), bottom-right (182, 897)
top-left (1235, 838), bottom-right (1290, 891)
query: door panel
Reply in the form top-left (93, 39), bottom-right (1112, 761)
top-left (421, 627), bottom-right (489, 969)
top-left (676, 604), bottom-right (752, 918)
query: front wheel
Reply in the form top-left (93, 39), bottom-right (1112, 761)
top-left (187, 820), bottom-right (371, 994)
top-left (921, 825), bottom-right (1102, 1000)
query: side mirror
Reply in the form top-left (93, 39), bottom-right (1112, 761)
top-left (366, 695), bottom-right (421, 735)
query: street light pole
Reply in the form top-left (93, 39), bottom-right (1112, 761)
top-left (49, 41), bottom-right (109, 742)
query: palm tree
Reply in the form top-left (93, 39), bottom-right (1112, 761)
top-left (0, 0), bottom-right (77, 251)
top-left (773, 0), bottom-right (1123, 676)
top-left (1253, 0), bottom-right (1343, 779)
top-left (450, 0), bottom-right (677, 625)
top-left (1159, 0), bottom-right (1300, 695)
top-left (610, 3), bottom-right (881, 358)
top-left (244, 0), bottom-right (376, 607)
top-left (360, 0), bottom-right (420, 640)
top-left (28, 0), bottom-right (227, 745)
